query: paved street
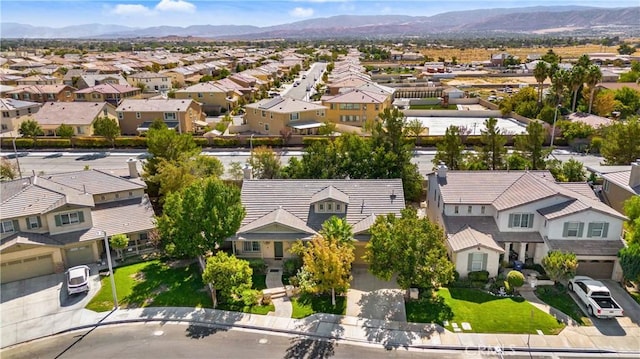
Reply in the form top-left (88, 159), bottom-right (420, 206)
top-left (284, 62), bottom-right (327, 101)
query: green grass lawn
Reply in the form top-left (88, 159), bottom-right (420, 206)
top-left (406, 288), bottom-right (565, 335)
top-left (628, 290), bottom-right (640, 305)
top-left (291, 293), bottom-right (346, 319)
top-left (215, 274), bottom-right (274, 315)
top-left (86, 260), bottom-right (212, 312)
top-left (535, 285), bottom-right (592, 326)
top-left (252, 274), bottom-right (267, 291)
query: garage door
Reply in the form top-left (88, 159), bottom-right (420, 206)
top-left (577, 260), bottom-right (614, 279)
top-left (65, 245), bottom-right (93, 267)
top-left (0, 254), bottom-right (54, 283)
top-left (353, 243), bottom-right (368, 264)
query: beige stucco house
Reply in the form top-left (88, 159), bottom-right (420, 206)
top-left (115, 98), bottom-right (205, 135)
top-left (600, 161), bottom-right (640, 215)
top-left (30, 101), bottom-right (117, 136)
top-left (244, 96), bottom-right (328, 135)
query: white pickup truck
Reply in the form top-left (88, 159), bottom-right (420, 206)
top-left (568, 276), bottom-right (624, 318)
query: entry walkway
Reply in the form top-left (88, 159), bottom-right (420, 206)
top-left (264, 267), bottom-right (292, 318)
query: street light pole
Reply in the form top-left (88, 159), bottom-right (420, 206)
top-left (550, 104), bottom-right (560, 149)
top-left (100, 230), bottom-right (118, 309)
top-left (12, 136), bottom-right (22, 178)
top-left (250, 133), bottom-right (254, 160)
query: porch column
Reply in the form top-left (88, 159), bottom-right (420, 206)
top-left (518, 242), bottom-right (526, 262)
top-left (504, 242), bottom-right (511, 256)
top-left (232, 242), bottom-right (236, 255)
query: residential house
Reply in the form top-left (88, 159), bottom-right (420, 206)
top-left (566, 112), bottom-right (613, 129)
top-left (599, 161), bottom-right (640, 215)
top-left (322, 89), bottom-right (392, 127)
top-left (75, 74), bottom-right (128, 90)
top-left (16, 75), bottom-right (62, 86)
top-left (244, 96), bottom-right (327, 135)
top-left (0, 98), bottom-right (41, 133)
top-left (115, 98), bottom-right (205, 135)
top-left (74, 84), bottom-right (141, 106)
top-left (4, 84), bottom-right (76, 103)
top-left (174, 82), bottom-right (241, 115)
top-left (0, 169), bottom-right (154, 284)
top-left (326, 76), bottom-right (372, 96)
top-left (126, 71), bottom-right (171, 93)
top-left (426, 166), bottom-right (626, 280)
top-left (30, 102), bottom-right (117, 136)
top-left (230, 179), bottom-right (404, 263)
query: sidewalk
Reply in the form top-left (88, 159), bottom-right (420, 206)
top-left (3, 305), bottom-right (640, 353)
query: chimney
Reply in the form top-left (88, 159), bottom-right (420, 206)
top-left (242, 163), bottom-right (253, 180)
top-left (630, 159), bottom-right (640, 188)
top-left (437, 162), bottom-right (448, 179)
top-left (127, 158), bottom-right (139, 178)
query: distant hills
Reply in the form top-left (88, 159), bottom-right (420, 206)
top-left (2, 6), bottom-right (639, 39)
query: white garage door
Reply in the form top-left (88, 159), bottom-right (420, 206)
top-left (0, 254), bottom-right (54, 283)
top-left (576, 260), bottom-right (615, 279)
top-left (65, 245), bottom-right (93, 267)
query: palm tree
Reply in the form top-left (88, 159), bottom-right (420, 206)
top-left (585, 64), bottom-right (602, 114)
top-left (550, 68), bottom-right (569, 107)
top-left (533, 61), bottom-right (549, 105)
top-left (569, 66), bottom-right (586, 112)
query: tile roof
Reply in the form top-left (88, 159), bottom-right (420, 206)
top-left (116, 98), bottom-right (195, 112)
top-left (447, 225), bottom-right (506, 252)
top-left (546, 239), bottom-right (624, 256)
top-left (32, 102), bottom-right (112, 126)
top-left (43, 169), bottom-right (146, 195)
top-left (247, 97), bottom-right (327, 114)
top-left (0, 98), bottom-right (40, 111)
top-left (602, 170), bottom-right (640, 195)
top-left (443, 216), bottom-right (544, 243)
top-left (239, 207), bottom-right (316, 234)
top-left (0, 232), bottom-right (64, 252)
top-left (322, 89), bottom-right (388, 104)
top-left (566, 112), bottom-right (613, 128)
top-left (176, 82), bottom-right (231, 93)
top-left (6, 84), bottom-right (73, 94)
top-left (351, 214), bottom-right (377, 235)
top-left (556, 183), bottom-right (599, 200)
top-left (74, 83), bottom-right (140, 94)
top-left (239, 179), bottom-right (404, 234)
top-left (310, 186), bottom-right (350, 204)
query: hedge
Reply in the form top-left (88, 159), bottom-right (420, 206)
top-left (114, 137), bottom-right (147, 148)
top-left (209, 138), bottom-right (241, 147)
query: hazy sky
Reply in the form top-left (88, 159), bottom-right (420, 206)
top-left (2, 0), bottom-right (638, 28)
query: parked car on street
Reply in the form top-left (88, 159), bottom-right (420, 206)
top-left (66, 265), bottom-right (90, 295)
top-left (569, 276), bottom-right (624, 318)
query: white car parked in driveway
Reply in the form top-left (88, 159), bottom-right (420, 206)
top-left (569, 276), bottom-right (624, 318)
top-left (66, 265), bottom-right (90, 295)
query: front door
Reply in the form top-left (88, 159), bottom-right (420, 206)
top-left (274, 242), bottom-right (283, 259)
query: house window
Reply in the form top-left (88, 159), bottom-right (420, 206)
top-left (481, 206), bottom-right (486, 214)
top-left (129, 191), bottom-right (133, 197)
top-left (587, 222), bottom-right (609, 238)
top-left (2, 112), bottom-right (9, 118)
top-left (563, 222), bottom-right (583, 238)
top-left (335, 203), bottom-right (342, 212)
top-left (261, 110), bottom-right (266, 118)
top-left (118, 112), bottom-right (123, 120)
top-left (101, 195), bottom-right (106, 200)
top-left (509, 213), bottom-right (534, 228)
top-left (327, 203), bottom-right (333, 211)
top-left (0, 220), bottom-right (15, 234)
top-left (198, 93), bottom-right (203, 98)
top-left (242, 241), bottom-right (260, 252)
top-left (136, 112), bottom-right (141, 119)
top-left (603, 180), bottom-right (610, 192)
top-left (454, 206), bottom-right (459, 214)
top-left (318, 203), bottom-right (325, 212)
top-left (115, 193), bottom-right (120, 199)
top-left (55, 211), bottom-right (85, 226)
top-left (264, 124), bottom-right (269, 131)
top-left (290, 113), bottom-right (299, 121)
top-left (164, 113), bottom-right (176, 121)
top-left (468, 252), bottom-right (486, 272)
top-left (27, 216), bottom-right (41, 229)
top-left (467, 206), bottom-right (472, 214)
top-left (77, 126), bottom-right (83, 134)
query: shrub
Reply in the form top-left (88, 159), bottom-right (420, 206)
top-left (241, 289), bottom-right (261, 307)
top-left (246, 258), bottom-right (267, 275)
top-left (253, 137), bottom-right (282, 147)
top-left (34, 138), bottom-right (71, 148)
top-left (503, 280), bottom-right (512, 294)
top-left (283, 257), bottom-right (303, 278)
top-left (261, 294), bottom-right (272, 306)
top-left (193, 137), bottom-right (209, 146)
top-left (468, 270), bottom-right (489, 282)
top-left (73, 137), bottom-right (111, 148)
top-left (507, 270), bottom-right (525, 289)
top-left (210, 138), bottom-right (241, 147)
top-left (302, 137), bottom-right (330, 146)
top-left (453, 270), bottom-right (460, 282)
top-left (114, 137), bottom-right (147, 148)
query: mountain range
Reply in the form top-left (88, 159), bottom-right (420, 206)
top-left (2, 6), bottom-right (639, 39)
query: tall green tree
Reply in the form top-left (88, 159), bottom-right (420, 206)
top-left (478, 117), bottom-right (507, 170)
top-left (614, 87), bottom-right (640, 119)
top-left (92, 116), bottom-right (120, 147)
top-left (227, 161), bottom-right (244, 181)
top-left (585, 64), bottom-right (602, 114)
top-left (292, 234), bottom-right (354, 306)
top-left (109, 234), bottom-right (129, 260)
top-left (19, 119), bottom-right (43, 146)
top-left (156, 177), bottom-right (245, 258)
top-left (624, 196), bottom-right (640, 246)
top-left (56, 123), bottom-right (74, 139)
top-left (515, 121), bottom-right (547, 170)
top-left (541, 250), bottom-right (578, 284)
top-left (569, 66), bottom-right (586, 112)
top-left (618, 244), bottom-right (640, 282)
top-left (319, 216), bottom-right (354, 247)
top-left (405, 118), bottom-right (426, 142)
top-left (434, 125), bottom-right (465, 170)
top-left (152, 155), bottom-right (224, 197)
top-left (248, 146), bottom-right (281, 179)
top-left (601, 117), bottom-right (640, 165)
top-left (202, 252), bottom-right (253, 308)
top-left (533, 61), bottom-right (549, 104)
top-left (550, 68), bottom-right (569, 106)
top-left (365, 208), bottom-right (455, 290)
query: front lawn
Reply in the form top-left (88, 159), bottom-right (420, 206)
top-left (406, 288), bottom-right (565, 334)
top-left (216, 274), bottom-right (274, 315)
top-left (535, 285), bottom-right (592, 326)
top-left (252, 274), bottom-right (267, 290)
top-left (291, 293), bottom-right (346, 319)
top-left (86, 260), bottom-right (212, 312)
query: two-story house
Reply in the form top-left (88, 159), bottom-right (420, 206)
top-left (126, 71), bottom-right (171, 93)
top-left (75, 74), bottom-right (128, 90)
top-left (426, 166), bottom-right (627, 280)
top-left (115, 98), bottom-right (205, 135)
top-left (0, 169), bottom-right (154, 283)
top-left (600, 160), bottom-right (640, 215)
top-left (0, 98), bottom-right (42, 133)
top-left (16, 75), bottom-right (61, 86)
top-left (4, 85), bottom-right (76, 103)
top-left (174, 82), bottom-right (242, 115)
top-left (244, 96), bottom-right (328, 135)
top-left (30, 102), bottom-right (117, 136)
top-left (74, 84), bottom-right (141, 106)
top-left (322, 89), bottom-right (392, 127)
top-left (230, 179), bottom-right (405, 264)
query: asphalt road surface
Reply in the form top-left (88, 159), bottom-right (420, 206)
top-left (2, 322), bottom-right (620, 359)
top-left (4, 149), bottom-right (605, 179)
top-left (285, 62), bottom-right (327, 101)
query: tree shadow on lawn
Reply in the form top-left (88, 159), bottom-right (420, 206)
top-left (405, 292), bottom-right (454, 325)
top-left (358, 289), bottom-right (443, 350)
top-left (447, 287), bottom-right (524, 303)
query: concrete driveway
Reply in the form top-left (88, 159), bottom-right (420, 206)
top-left (1, 271), bottom-right (101, 347)
top-left (602, 280), bottom-right (640, 325)
top-left (346, 265), bottom-right (406, 322)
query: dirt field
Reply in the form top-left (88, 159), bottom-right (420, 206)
top-left (420, 44), bottom-right (620, 63)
